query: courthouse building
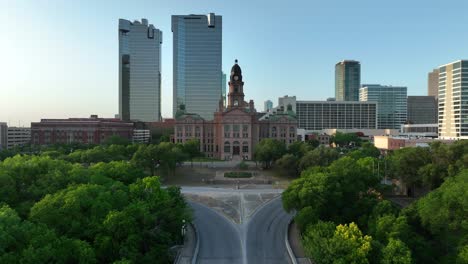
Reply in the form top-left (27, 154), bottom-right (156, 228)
top-left (174, 60), bottom-right (297, 160)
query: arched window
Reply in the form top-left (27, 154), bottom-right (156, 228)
top-left (224, 141), bottom-right (231, 153)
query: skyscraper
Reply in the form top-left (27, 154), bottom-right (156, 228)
top-left (264, 100), bottom-right (273, 112)
top-left (172, 13), bottom-right (222, 120)
top-left (428, 68), bottom-right (439, 98)
top-left (438, 60), bottom-right (468, 139)
top-left (335, 60), bottom-right (361, 101)
top-left (222, 72), bottom-right (227, 107)
top-left (407, 96), bottom-right (437, 124)
top-left (0, 122), bottom-right (7, 150)
top-left (118, 18), bottom-right (162, 122)
top-left (360, 84), bottom-right (407, 129)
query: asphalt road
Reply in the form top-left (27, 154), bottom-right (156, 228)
top-left (246, 197), bottom-right (293, 264)
top-left (190, 202), bottom-right (243, 264)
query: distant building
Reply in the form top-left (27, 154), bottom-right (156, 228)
top-left (146, 118), bottom-right (176, 141)
top-left (172, 13), bottom-right (222, 120)
top-left (7, 127), bottom-right (31, 149)
top-left (360, 84), bottom-right (407, 129)
top-left (428, 68), bottom-right (439, 98)
top-left (438, 60), bottom-right (468, 139)
top-left (0, 122), bottom-right (7, 150)
top-left (296, 100), bottom-right (377, 130)
top-left (222, 72), bottom-right (227, 107)
top-left (407, 96), bottom-right (437, 124)
top-left (174, 60), bottom-right (297, 160)
top-left (277, 95), bottom-right (297, 113)
top-left (374, 135), bottom-right (453, 151)
top-left (264, 100), bottom-right (273, 112)
top-left (335, 60), bottom-right (361, 101)
top-left (374, 136), bottom-right (406, 151)
top-left (133, 129), bottom-right (151, 143)
top-left (118, 18), bottom-right (163, 122)
top-left (400, 124), bottom-right (438, 138)
top-left (31, 115), bottom-right (134, 145)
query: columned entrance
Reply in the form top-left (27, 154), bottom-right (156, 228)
top-left (233, 141), bottom-right (240, 155)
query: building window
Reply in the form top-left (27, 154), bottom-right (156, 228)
top-left (224, 124), bottom-right (230, 138)
top-left (224, 141), bottom-right (231, 153)
top-left (271, 127), bottom-right (277, 137)
top-left (242, 142), bottom-right (249, 153)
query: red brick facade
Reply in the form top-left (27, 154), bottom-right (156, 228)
top-left (31, 115), bottom-right (134, 145)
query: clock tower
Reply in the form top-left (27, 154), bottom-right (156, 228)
top-left (227, 59), bottom-right (245, 108)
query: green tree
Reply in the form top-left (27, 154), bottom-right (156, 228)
top-left (89, 161), bottom-right (146, 184)
top-left (302, 221), bottom-right (372, 264)
top-left (275, 154), bottom-right (299, 177)
top-left (183, 139), bottom-right (201, 167)
top-left (331, 132), bottom-right (362, 147)
top-left (413, 170), bottom-right (468, 262)
top-left (0, 205), bottom-right (96, 264)
top-left (298, 146), bottom-right (339, 172)
top-left (381, 239), bottom-right (412, 264)
top-left (387, 147), bottom-right (431, 194)
top-left (287, 141), bottom-right (312, 158)
top-left (253, 139), bottom-right (286, 169)
top-left (103, 135), bottom-right (131, 146)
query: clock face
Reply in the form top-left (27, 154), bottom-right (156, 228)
top-left (234, 76), bottom-right (239, 81)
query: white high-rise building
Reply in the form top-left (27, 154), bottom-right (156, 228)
top-left (438, 60), bottom-right (468, 139)
top-left (172, 13), bottom-right (222, 120)
top-left (118, 18), bottom-right (162, 122)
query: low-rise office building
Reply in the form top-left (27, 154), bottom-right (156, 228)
top-left (31, 115), bottom-right (134, 145)
top-left (7, 127), bottom-right (31, 149)
top-left (400, 124), bottom-right (438, 138)
top-left (133, 129), bottom-right (151, 143)
top-left (296, 101), bottom-right (378, 130)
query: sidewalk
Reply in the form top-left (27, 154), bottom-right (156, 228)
top-left (175, 223), bottom-right (197, 264)
top-left (288, 221), bottom-right (312, 264)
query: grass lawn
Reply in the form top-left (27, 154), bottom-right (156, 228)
top-left (224, 171), bottom-right (253, 178)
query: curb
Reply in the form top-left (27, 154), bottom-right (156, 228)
top-left (285, 217), bottom-right (298, 264)
top-left (191, 222), bottom-right (200, 264)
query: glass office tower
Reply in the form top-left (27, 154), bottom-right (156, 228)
top-left (172, 13), bottom-right (222, 120)
top-left (222, 72), bottom-right (227, 108)
top-left (360, 84), bottom-right (407, 129)
top-left (118, 18), bottom-right (162, 122)
top-left (335, 60), bottom-right (361, 101)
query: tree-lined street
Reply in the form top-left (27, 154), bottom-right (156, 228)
top-left (187, 189), bottom-right (294, 264)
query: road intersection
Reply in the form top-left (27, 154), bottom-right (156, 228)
top-left (181, 187), bottom-right (294, 264)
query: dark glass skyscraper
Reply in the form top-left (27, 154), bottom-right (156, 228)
top-left (118, 18), bottom-right (162, 122)
top-left (407, 96), bottom-right (437, 124)
top-left (172, 13), bottom-right (222, 120)
top-left (335, 60), bottom-right (361, 101)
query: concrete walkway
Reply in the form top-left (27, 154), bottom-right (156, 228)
top-left (175, 223), bottom-right (197, 264)
top-left (288, 221), bottom-right (312, 264)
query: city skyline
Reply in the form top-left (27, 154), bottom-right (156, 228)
top-left (3, 0), bottom-right (468, 125)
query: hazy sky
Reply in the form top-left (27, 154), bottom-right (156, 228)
top-left (2, 0), bottom-right (468, 125)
